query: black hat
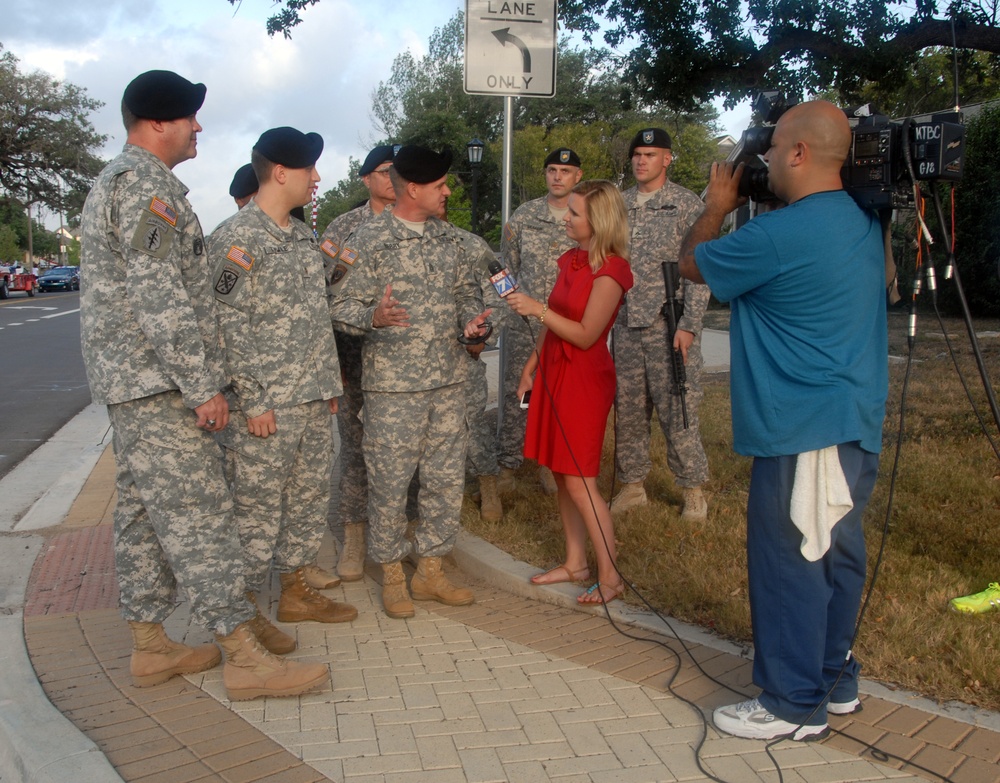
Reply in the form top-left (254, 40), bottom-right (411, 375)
top-left (628, 128), bottom-right (672, 157)
top-left (123, 70), bottom-right (206, 121)
top-left (229, 163), bottom-right (258, 199)
top-left (359, 144), bottom-right (399, 176)
top-left (253, 127), bottom-right (324, 168)
top-left (393, 145), bottom-right (453, 184)
top-left (543, 148), bottom-right (581, 168)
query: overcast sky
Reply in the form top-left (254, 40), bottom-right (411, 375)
top-left (5, 0), bottom-right (749, 232)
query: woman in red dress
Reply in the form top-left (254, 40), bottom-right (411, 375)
top-left (506, 180), bottom-right (634, 604)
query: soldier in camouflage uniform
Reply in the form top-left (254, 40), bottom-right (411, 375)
top-left (611, 128), bottom-right (711, 521)
top-left (320, 144), bottom-right (398, 581)
top-left (210, 127), bottom-right (356, 643)
top-left (80, 71), bottom-right (327, 701)
top-left (497, 148), bottom-right (583, 495)
top-left (329, 145), bottom-right (488, 619)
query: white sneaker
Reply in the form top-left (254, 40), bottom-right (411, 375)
top-left (827, 698), bottom-right (862, 715)
top-left (713, 698), bottom-right (829, 741)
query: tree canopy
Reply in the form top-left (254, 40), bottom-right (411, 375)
top-left (560, 0), bottom-right (1000, 109)
top-left (0, 46), bottom-right (106, 217)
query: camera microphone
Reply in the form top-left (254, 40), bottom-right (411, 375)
top-left (487, 260), bottom-right (518, 298)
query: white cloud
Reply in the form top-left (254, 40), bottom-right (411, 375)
top-left (6, 0), bottom-right (462, 230)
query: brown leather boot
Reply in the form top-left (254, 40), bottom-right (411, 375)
top-left (410, 557), bottom-right (474, 606)
top-left (128, 621), bottom-right (221, 688)
top-left (277, 568), bottom-right (358, 623)
top-left (302, 563), bottom-right (341, 589)
top-left (478, 474), bottom-right (503, 521)
top-left (337, 523), bottom-right (367, 582)
top-left (381, 561), bottom-right (415, 619)
top-left (610, 482), bottom-right (647, 516)
top-left (215, 623), bottom-right (328, 701)
top-left (245, 592), bottom-right (296, 655)
top-left (497, 466), bottom-right (516, 493)
top-left (680, 486), bottom-right (709, 522)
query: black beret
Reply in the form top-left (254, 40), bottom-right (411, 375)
top-left (123, 70), bottom-right (206, 121)
top-left (229, 163), bottom-right (258, 199)
top-left (544, 148), bottom-right (581, 168)
top-left (253, 127), bottom-right (324, 168)
top-left (359, 144), bottom-right (399, 176)
top-left (628, 128), bottom-right (673, 157)
top-left (393, 145), bottom-right (453, 184)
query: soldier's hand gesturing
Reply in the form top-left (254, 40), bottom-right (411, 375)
top-left (372, 284), bottom-right (410, 328)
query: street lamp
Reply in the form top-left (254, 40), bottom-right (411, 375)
top-left (467, 138), bottom-right (484, 235)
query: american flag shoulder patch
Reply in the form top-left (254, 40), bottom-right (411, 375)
top-left (320, 239), bottom-right (340, 259)
top-left (226, 245), bottom-right (254, 271)
top-left (339, 247), bottom-right (358, 265)
top-left (149, 197), bottom-right (178, 226)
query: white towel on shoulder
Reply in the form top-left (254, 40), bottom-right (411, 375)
top-left (790, 446), bottom-right (854, 562)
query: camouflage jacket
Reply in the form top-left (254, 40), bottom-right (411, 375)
top-left (329, 211), bottom-right (486, 393)
top-left (619, 181), bottom-right (711, 333)
top-left (80, 144), bottom-right (224, 408)
top-left (209, 201), bottom-right (342, 418)
top-left (320, 200), bottom-right (380, 302)
top-left (501, 196), bottom-right (576, 302)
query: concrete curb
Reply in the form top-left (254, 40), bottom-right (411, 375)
top-left (0, 405), bottom-right (123, 783)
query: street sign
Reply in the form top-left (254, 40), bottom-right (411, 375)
top-left (464, 0), bottom-right (558, 97)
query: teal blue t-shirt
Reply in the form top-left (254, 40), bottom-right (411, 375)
top-left (695, 190), bottom-right (887, 457)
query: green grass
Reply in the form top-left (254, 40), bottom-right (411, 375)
top-left (462, 311), bottom-right (1000, 711)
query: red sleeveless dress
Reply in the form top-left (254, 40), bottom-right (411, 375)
top-left (523, 249), bottom-right (633, 477)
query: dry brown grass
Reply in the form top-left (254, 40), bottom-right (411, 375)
top-left (462, 309), bottom-right (1000, 712)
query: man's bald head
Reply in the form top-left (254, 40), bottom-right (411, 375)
top-left (764, 100), bottom-right (851, 203)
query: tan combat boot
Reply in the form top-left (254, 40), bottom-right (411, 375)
top-left (337, 523), bottom-right (367, 582)
top-left (680, 486), bottom-right (709, 523)
top-left (301, 563), bottom-right (341, 589)
top-left (381, 561), bottom-right (415, 619)
top-left (277, 568), bottom-right (358, 623)
top-left (610, 482), bottom-right (648, 516)
top-left (215, 623), bottom-right (328, 701)
top-left (478, 474), bottom-right (503, 521)
top-left (497, 466), bottom-right (516, 493)
top-left (538, 466), bottom-right (558, 496)
top-left (245, 592), bottom-right (296, 655)
top-left (127, 621), bottom-right (221, 688)
top-left (410, 556), bottom-right (475, 606)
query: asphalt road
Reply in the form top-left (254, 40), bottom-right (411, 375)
top-left (0, 289), bottom-right (92, 479)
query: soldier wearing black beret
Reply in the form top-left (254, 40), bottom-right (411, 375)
top-left (209, 126), bottom-right (355, 635)
top-left (318, 141), bottom-right (400, 584)
top-left (329, 143), bottom-right (491, 620)
top-left (229, 164), bottom-right (258, 209)
top-left (610, 125), bottom-right (712, 522)
top-left (81, 72), bottom-right (331, 701)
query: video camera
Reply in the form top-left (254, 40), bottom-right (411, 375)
top-left (738, 91), bottom-right (965, 210)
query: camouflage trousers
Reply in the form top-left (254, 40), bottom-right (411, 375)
top-left (107, 391), bottom-right (254, 636)
top-left (362, 384), bottom-right (467, 563)
top-left (612, 320), bottom-right (710, 487)
top-left (221, 399), bottom-right (334, 593)
top-left (464, 353), bottom-right (498, 477)
top-left (496, 320), bottom-right (536, 469)
top-left (333, 332), bottom-right (367, 529)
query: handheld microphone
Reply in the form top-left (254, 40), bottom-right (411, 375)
top-left (488, 260), bottom-right (518, 298)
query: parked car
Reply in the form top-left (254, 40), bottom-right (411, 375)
top-left (38, 267), bottom-right (80, 292)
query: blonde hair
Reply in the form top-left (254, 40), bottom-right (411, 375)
top-left (571, 180), bottom-right (630, 271)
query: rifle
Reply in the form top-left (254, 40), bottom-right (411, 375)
top-left (661, 260), bottom-right (689, 429)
